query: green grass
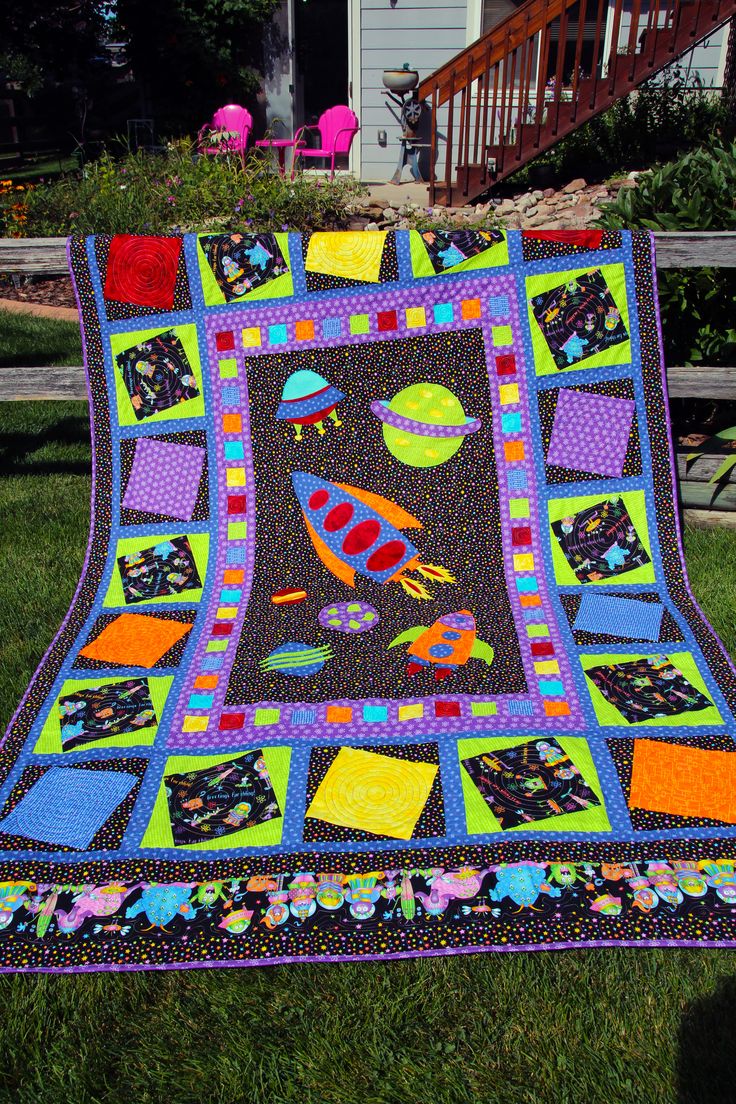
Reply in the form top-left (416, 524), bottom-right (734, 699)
top-left (0, 156), bottom-right (79, 184)
top-left (1, 326), bottom-right (736, 1102)
top-left (0, 308), bottom-right (82, 370)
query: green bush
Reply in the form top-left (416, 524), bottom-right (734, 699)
top-left (597, 141), bottom-right (736, 367)
top-left (516, 67), bottom-right (729, 186)
top-left (0, 139), bottom-right (367, 238)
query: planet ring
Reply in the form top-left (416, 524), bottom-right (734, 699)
top-left (370, 400), bottom-right (481, 439)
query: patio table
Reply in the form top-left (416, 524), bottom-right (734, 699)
top-left (255, 138), bottom-right (293, 175)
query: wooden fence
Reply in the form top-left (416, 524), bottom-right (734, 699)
top-left (1, 232), bottom-right (735, 526)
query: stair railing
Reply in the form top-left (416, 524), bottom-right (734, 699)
top-left (418, 0), bottom-right (729, 204)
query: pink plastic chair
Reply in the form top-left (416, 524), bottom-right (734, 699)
top-left (198, 105), bottom-right (253, 162)
top-left (290, 106), bottom-right (360, 180)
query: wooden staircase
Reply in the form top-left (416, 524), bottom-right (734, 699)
top-left (417, 0), bottom-right (736, 205)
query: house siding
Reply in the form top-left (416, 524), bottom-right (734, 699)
top-left (359, 0), bottom-right (470, 182)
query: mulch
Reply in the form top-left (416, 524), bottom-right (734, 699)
top-left (0, 274), bottom-right (76, 309)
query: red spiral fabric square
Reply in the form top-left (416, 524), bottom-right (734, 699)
top-left (104, 235), bottom-right (183, 309)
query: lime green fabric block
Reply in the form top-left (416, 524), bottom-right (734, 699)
top-left (34, 675), bottom-right (173, 754)
top-left (526, 262), bottom-right (631, 377)
top-left (219, 359), bottom-right (238, 378)
top-left (103, 532), bottom-right (209, 608)
top-left (196, 232), bottom-right (293, 306)
top-left (580, 650), bottom-right (723, 728)
top-left (471, 702), bottom-right (498, 717)
top-left (227, 521), bottom-right (247, 540)
top-left (548, 490), bottom-right (655, 586)
top-left (141, 746), bottom-right (291, 850)
top-left (457, 735), bottom-right (611, 835)
top-left (110, 323), bottom-right (206, 427)
top-left (254, 708), bottom-right (280, 726)
top-left (206, 640), bottom-right (229, 652)
top-left (509, 498), bottom-right (530, 519)
top-left (349, 314), bottom-right (370, 335)
top-left (492, 325), bottom-right (513, 347)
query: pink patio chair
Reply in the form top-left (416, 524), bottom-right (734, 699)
top-left (197, 105), bottom-right (253, 161)
top-left (290, 105), bottom-right (359, 181)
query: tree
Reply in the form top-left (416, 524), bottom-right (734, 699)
top-left (114, 0), bottom-right (281, 134)
top-left (0, 0), bottom-right (108, 96)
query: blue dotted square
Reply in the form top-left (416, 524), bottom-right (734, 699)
top-left (507, 470), bottom-right (528, 490)
top-left (323, 317), bottom-right (342, 338)
top-left (363, 705), bottom-right (388, 722)
top-left (226, 547), bottom-right (246, 564)
top-left (489, 295), bottom-right (510, 316)
top-left (507, 699), bottom-right (534, 716)
top-left (224, 440), bottom-right (244, 460)
top-left (221, 386), bottom-right (240, 406)
top-left (201, 655), bottom-right (224, 670)
top-left (501, 412), bottom-right (522, 433)
top-left (291, 709), bottom-right (317, 726)
top-left (268, 324), bottom-right (288, 345)
top-left (433, 302), bottom-right (454, 324)
top-left (0, 767), bottom-right (137, 849)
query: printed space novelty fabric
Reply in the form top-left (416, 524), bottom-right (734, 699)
top-left (2, 227), bottom-right (736, 974)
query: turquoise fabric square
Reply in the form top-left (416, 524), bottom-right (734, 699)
top-left (268, 324), bottom-right (288, 345)
top-left (224, 441), bottom-right (244, 460)
top-left (188, 694), bottom-right (214, 710)
top-left (433, 303), bottom-right (454, 324)
top-left (363, 705), bottom-right (388, 722)
top-left (502, 412), bottom-right (522, 433)
top-left (219, 588), bottom-right (242, 603)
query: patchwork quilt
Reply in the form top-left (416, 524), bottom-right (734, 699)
top-left (2, 227), bottom-right (736, 974)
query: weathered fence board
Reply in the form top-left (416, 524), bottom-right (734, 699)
top-left (676, 453), bottom-right (736, 483)
top-left (0, 366), bottom-right (88, 401)
top-left (667, 366), bottom-right (736, 399)
top-left (3, 232), bottom-right (736, 275)
top-left (3, 363), bottom-right (735, 403)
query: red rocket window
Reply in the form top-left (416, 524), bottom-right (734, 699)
top-left (324, 502), bottom-right (354, 531)
top-left (308, 489), bottom-right (329, 510)
top-left (366, 540), bottom-right (406, 572)
top-left (342, 519), bottom-right (381, 556)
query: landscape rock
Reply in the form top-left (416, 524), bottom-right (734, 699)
top-left (563, 177), bottom-right (586, 193)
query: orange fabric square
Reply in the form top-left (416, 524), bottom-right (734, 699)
top-left (461, 298), bottom-right (482, 320)
top-left (520, 593), bottom-right (542, 608)
top-left (223, 569), bottom-right (245, 584)
top-left (629, 740), bottom-right (736, 822)
top-left (326, 705), bottom-right (353, 723)
top-left (79, 613), bottom-right (192, 667)
top-left (295, 319), bottom-right (315, 341)
top-left (504, 440), bottom-right (525, 462)
top-left (194, 674), bottom-right (219, 689)
top-left (222, 413), bottom-right (242, 434)
top-left (544, 701), bottom-right (571, 717)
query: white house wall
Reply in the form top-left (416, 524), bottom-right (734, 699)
top-left (359, 0), bottom-right (470, 182)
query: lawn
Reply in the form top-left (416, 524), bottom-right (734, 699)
top-left (0, 315), bottom-right (735, 1104)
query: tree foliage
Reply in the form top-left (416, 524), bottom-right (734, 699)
top-left (114, 0), bottom-right (282, 133)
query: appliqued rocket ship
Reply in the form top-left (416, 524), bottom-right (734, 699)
top-left (291, 472), bottom-right (456, 600)
top-left (388, 610), bottom-right (494, 680)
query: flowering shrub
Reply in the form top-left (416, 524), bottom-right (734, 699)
top-left (0, 139), bottom-right (367, 237)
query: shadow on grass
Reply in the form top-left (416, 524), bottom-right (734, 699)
top-left (677, 975), bottom-right (736, 1103)
top-left (0, 414), bottom-right (91, 475)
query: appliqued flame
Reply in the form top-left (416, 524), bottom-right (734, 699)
top-left (416, 563), bottom-right (457, 584)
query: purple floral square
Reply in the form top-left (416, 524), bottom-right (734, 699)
top-left (122, 438), bottom-right (206, 521)
top-left (547, 389), bottom-right (635, 478)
